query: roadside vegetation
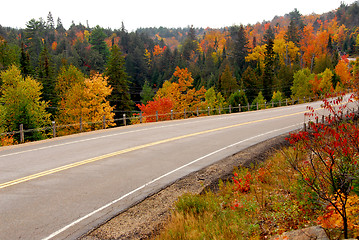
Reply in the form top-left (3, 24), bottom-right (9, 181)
top-left (155, 94), bottom-right (359, 240)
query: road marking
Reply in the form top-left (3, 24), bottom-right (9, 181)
top-left (42, 123), bottom-right (301, 240)
top-left (0, 110), bottom-right (307, 190)
top-left (0, 109), bottom-right (267, 158)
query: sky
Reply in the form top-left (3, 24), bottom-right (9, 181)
top-left (0, 0), bottom-right (357, 31)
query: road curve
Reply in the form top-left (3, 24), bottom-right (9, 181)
top-left (0, 101), bottom-right (329, 239)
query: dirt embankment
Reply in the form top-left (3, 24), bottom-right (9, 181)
top-left (81, 133), bottom-right (290, 240)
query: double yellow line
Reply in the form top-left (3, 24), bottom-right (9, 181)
top-left (0, 110), bottom-right (306, 190)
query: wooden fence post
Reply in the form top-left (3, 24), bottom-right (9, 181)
top-left (20, 124), bottom-right (24, 143)
top-left (80, 117), bottom-right (83, 132)
top-left (52, 121), bottom-right (56, 138)
top-left (103, 115), bottom-right (106, 129)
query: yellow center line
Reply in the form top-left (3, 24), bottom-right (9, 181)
top-left (0, 110), bottom-right (308, 190)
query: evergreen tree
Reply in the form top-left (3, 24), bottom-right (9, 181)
top-left (219, 64), bottom-right (239, 99)
top-left (105, 44), bottom-right (133, 119)
top-left (20, 42), bottom-right (32, 77)
top-left (263, 38), bottom-right (275, 101)
top-left (140, 81), bottom-right (154, 104)
top-left (90, 25), bottom-right (110, 64)
top-left (25, 18), bottom-right (46, 68)
top-left (229, 25), bottom-right (249, 76)
top-left (228, 90), bottom-right (248, 112)
top-left (37, 45), bottom-right (56, 111)
top-left (46, 12), bottom-right (55, 30)
top-left (285, 9), bottom-right (305, 46)
top-left (242, 66), bottom-right (261, 103)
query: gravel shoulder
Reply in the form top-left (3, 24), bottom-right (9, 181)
top-left (81, 133), bottom-right (290, 240)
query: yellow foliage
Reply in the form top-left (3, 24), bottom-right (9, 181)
top-left (57, 73), bottom-right (115, 134)
top-left (318, 195), bottom-right (359, 234)
top-left (245, 45), bottom-right (266, 70)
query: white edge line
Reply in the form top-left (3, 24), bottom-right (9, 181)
top-left (42, 123), bottom-right (300, 240)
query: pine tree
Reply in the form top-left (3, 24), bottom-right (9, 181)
top-left (20, 42), bottom-right (32, 77)
top-left (229, 25), bottom-right (249, 75)
top-left (263, 38), bottom-right (275, 101)
top-left (38, 45), bottom-right (56, 112)
top-left (90, 25), bottom-right (110, 64)
top-left (105, 44), bottom-right (133, 119)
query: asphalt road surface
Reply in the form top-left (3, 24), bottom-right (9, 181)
top-left (0, 100), bottom-right (338, 239)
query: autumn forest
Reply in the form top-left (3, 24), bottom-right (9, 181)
top-left (1, 1), bottom-right (359, 142)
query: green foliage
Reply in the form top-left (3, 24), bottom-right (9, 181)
top-left (219, 64), bottom-right (239, 99)
top-left (291, 68), bottom-right (314, 99)
top-left (0, 37), bottom-right (19, 71)
top-left (90, 25), bottom-right (110, 64)
top-left (0, 65), bottom-right (51, 141)
top-left (140, 81), bottom-right (154, 104)
top-left (263, 38), bottom-right (275, 101)
top-left (105, 44), bottom-right (133, 117)
top-left (228, 90), bottom-right (248, 112)
top-left (37, 45), bottom-right (55, 109)
top-left (56, 64), bottom-right (85, 97)
top-left (251, 91), bottom-right (266, 110)
top-left (241, 66), bottom-right (261, 103)
top-left (271, 91), bottom-right (284, 107)
top-left (205, 87), bottom-right (225, 113)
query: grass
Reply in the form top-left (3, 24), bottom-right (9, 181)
top-left (154, 148), bottom-right (325, 240)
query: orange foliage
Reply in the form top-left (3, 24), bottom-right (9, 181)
top-left (153, 45), bottom-right (167, 56)
top-left (155, 67), bottom-right (206, 117)
top-left (1, 135), bottom-right (17, 146)
top-left (200, 29), bottom-right (227, 54)
top-left (335, 58), bottom-right (352, 87)
top-left (300, 25), bottom-right (329, 67)
top-left (51, 41), bottom-right (57, 51)
top-left (318, 195), bottom-right (359, 234)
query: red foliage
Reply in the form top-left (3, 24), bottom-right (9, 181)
top-left (232, 171), bottom-right (252, 193)
top-left (136, 97), bottom-right (173, 122)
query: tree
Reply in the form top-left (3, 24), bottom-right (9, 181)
top-left (335, 58), bottom-right (352, 87)
top-left (140, 81), bottom-right (154, 104)
top-left (0, 65), bottom-right (50, 141)
top-left (205, 87), bottom-right (225, 113)
top-left (0, 36), bottom-right (19, 71)
top-left (285, 8), bottom-right (304, 45)
top-left (229, 25), bottom-right (249, 75)
top-left (55, 64), bottom-right (85, 110)
top-left (219, 64), bottom-right (239, 99)
top-left (37, 45), bottom-right (56, 110)
top-left (228, 90), bottom-right (248, 112)
top-left (291, 68), bottom-right (314, 99)
top-left (105, 44), bottom-right (133, 119)
top-left (25, 18), bottom-right (46, 68)
top-left (19, 42), bottom-right (32, 77)
top-left (56, 73), bottom-right (114, 134)
top-left (251, 91), bottom-right (266, 110)
top-left (155, 67), bottom-right (206, 117)
top-left (242, 66), bottom-right (262, 103)
top-left (271, 90), bottom-right (284, 107)
top-left (262, 38), bottom-right (275, 100)
top-left (136, 97), bottom-right (173, 122)
top-left (287, 95), bottom-right (359, 238)
top-left (90, 25), bottom-right (110, 64)
top-left (317, 68), bottom-right (334, 95)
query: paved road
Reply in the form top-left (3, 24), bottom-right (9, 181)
top-left (0, 101), bottom-right (330, 239)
